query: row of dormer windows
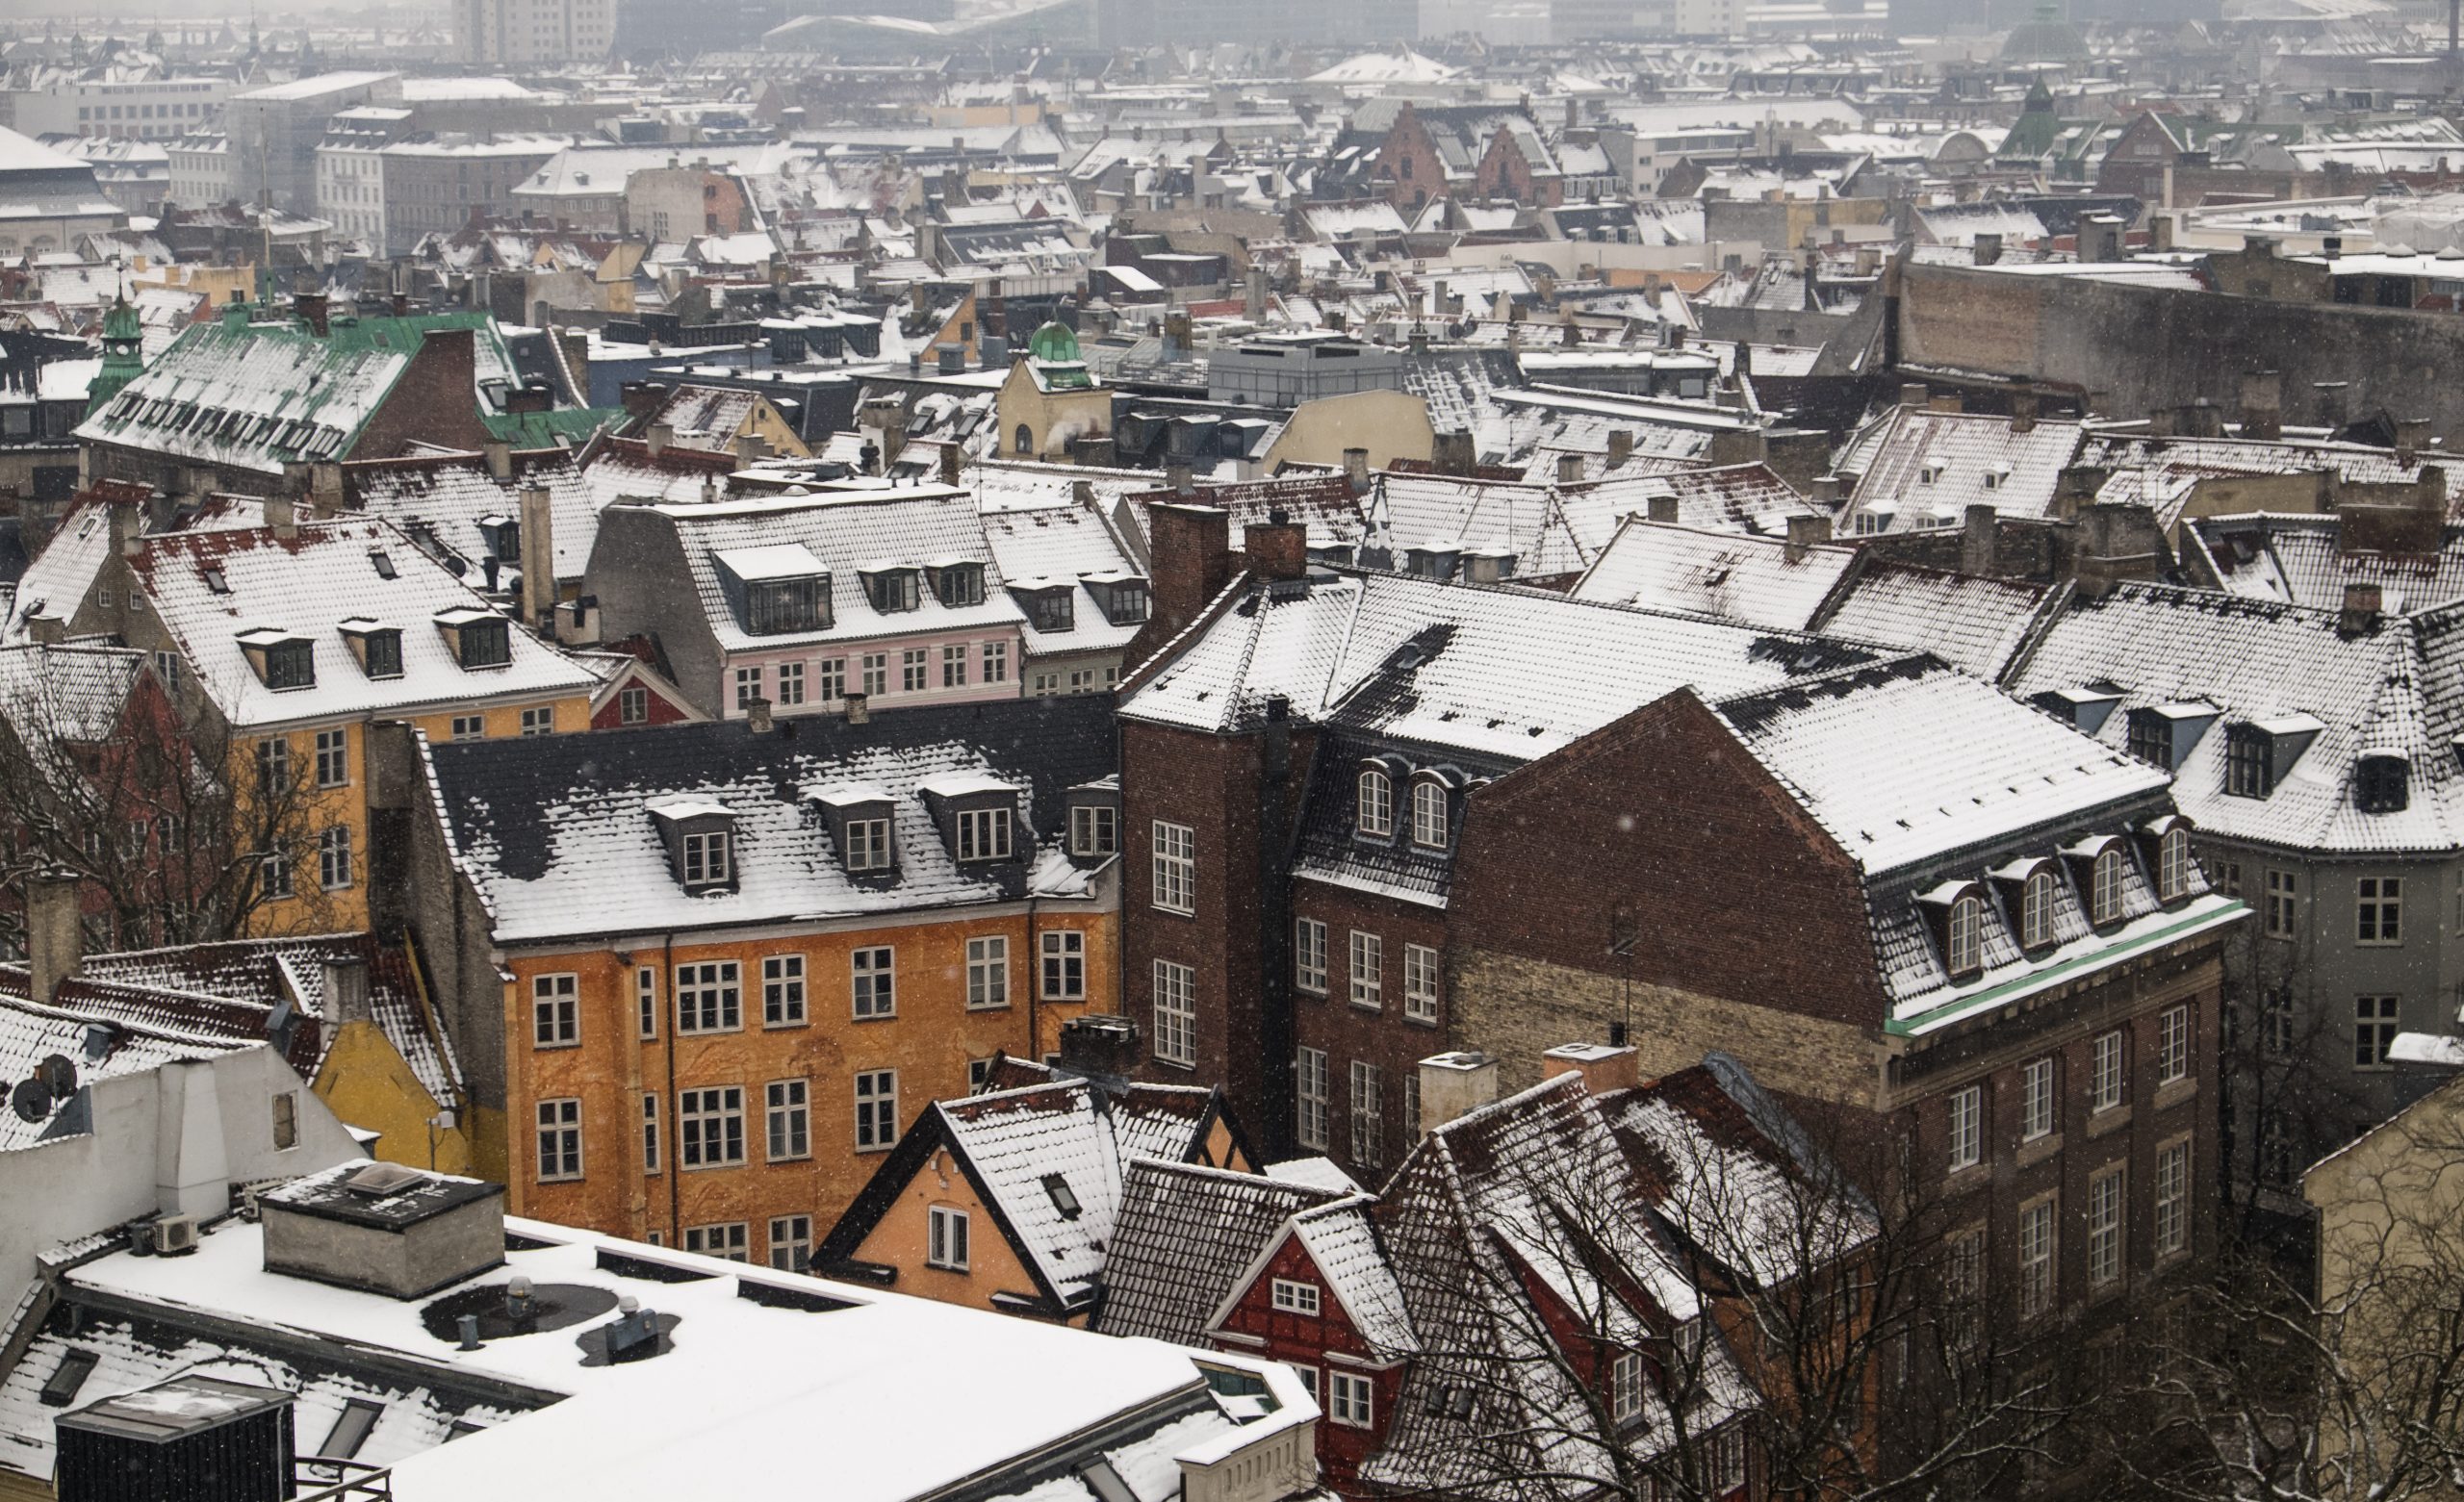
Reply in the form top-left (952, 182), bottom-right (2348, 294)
top-left (1355, 761), bottom-right (1463, 850)
top-left (1931, 825), bottom-right (2194, 981)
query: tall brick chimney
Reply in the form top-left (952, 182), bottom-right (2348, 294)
top-left (1244, 515), bottom-right (1308, 582)
top-left (1133, 502), bottom-right (1236, 666)
top-left (27, 870), bottom-right (82, 1005)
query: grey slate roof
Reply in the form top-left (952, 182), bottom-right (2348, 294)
top-left (1097, 1159), bottom-right (1347, 1344)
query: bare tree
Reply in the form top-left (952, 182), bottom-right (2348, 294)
top-left (0, 654), bottom-right (342, 955)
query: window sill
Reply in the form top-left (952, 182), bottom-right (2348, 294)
top-left (2153, 1077), bottom-right (2195, 1111)
top-left (1943, 1160), bottom-right (1989, 1191)
top-left (851, 1013), bottom-right (898, 1024)
top-left (1151, 1056), bottom-right (1197, 1073)
top-left (1348, 1001), bottom-right (1384, 1014)
top-left (2015, 1133), bottom-right (2061, 1169)
top-left (532, 1040), bottom-right (580, 1052)
top-left (1152, 905), bottom-right (1196, 919)
top-left (2087, 1104), bottom-right (2132, 1139)
top-left (762, 1018), bottom-right (809, 1031)
top-left (1403, 1012), bottom-right (1442, 1029)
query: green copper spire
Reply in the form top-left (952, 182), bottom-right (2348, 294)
top-left (87, 297), bottom-right (145, 415)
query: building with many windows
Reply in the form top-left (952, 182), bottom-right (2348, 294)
top-left (455, 0), bottom-right (620, 64)
top-left (401, 697), bottom-right (1123, 1250)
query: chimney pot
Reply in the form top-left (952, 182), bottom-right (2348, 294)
top-left (844, 691), bottom-right (871, 726)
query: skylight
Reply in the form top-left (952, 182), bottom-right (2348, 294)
top-left (1041, 1173), bottom-right (1083, 1220)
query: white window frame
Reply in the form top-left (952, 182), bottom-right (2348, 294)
top-left (2158, 1005), bottom-right (2189, 1084)
top-left (314, 726), bottom-right (348, 788)
top-left (1151, 821), bottom-right (1195, 914)
top-left (520, 705), bottom-right (553, 737)
top-left (928, 1205), bottom-right (970, 1270)
top-left (852, 947), bottom-right (896, 1019)
top-left (2154, 1137), bottom-right (2190, 1258)
top-left (2021, 870), bottom-right (2055, 949)
top-left (2017, 1197), bottom-right (2055, 1321)
top-left (1296, 918), bottom-right (1328, 994)
top-left (765, 1078), bottom-right (809, 1162)
top-left (683, 1222), bottom-right (749, 1261)
top-left (1154, 959), bottom-right (1197, 1067)
top-left (531, 972), bottom-right (578, 1048)
top-left (1068, 803), bottom-right (1117, 856)
top-left (966, 935), bottom-right (1009, 1009)
top-left (681, 828), bottom-right (731, 887)
top-left (854, 1068), bottom-right (898, 1151)
top-left (1270, 1278), bottom-right (1322, 1315)
top-left (2092, 849), bottom-right (2124, 925)
top-left (762, 955), bottom-right (806, 1027)
top-left (1328, 1371), bottom-right (1374, 1428)
top-left (1350, 1058), bottom-right (1384, 1170)
top-left (1946, 894), bottom-right (1983, 977)
top-left (983, 642), bottom-right (1009, 683)
top-left (2264, 869), bottom-right (2298, 938)
top-left (768, 1214), bottom-right (811, 1271)
top-left (2357, 994), bottom-right (2401, 1069)
top-left (2088, 1166), bottom-right (2124, 1287)
top-left (1296, 1046), bottom-right (1329, 1150)
top-left (319, 824), bottom-right (353, 891)
top-left (1348, 930), bottom-right (1383, 1010)
top-left (1356, 770), bottom-right (1394, 838)
top-left (775, 661), bottom-right (805, 706)
top-left (679, 1085), bottom-right (746, 1168)
top-left (675, 960), bottom-right (741, 1033)
top-left (1947, 1083), bottom-right (1982, 1173)
top-left (843, 817), bottom-right (891, 872)
top-left (2158, 828), bottom-right (2191, 900)
top-left (957, 806), bottom-right (1012, 862)
top-left (641, 1092), bottom-right (660, 1174)
top-left (2020, 1056), bottom-right (2054, 1140)
top-left (636, 967), bottom-right (658, 1039)
top-left (535, 1097), bottom-right (581, 1182)
top-left (2358, 876), bottom-right (2403, 946)
top-left (2091, 1030), bottom-right (2124, 1112)
top-left (1403, 942), bottom-right (1440, 1024)
top-left (1410, 779), bottom-right (1449, 848)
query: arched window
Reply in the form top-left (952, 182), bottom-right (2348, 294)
top-left (2092, 850), bottom-right (2125, 925)
top-left (1947, 895), bottom-right (1984, 978)
top-left (1410, 780), bottom-right (1449, 849)
top-left (1014, 423), bottom-right (1033, 454)
top-left (1356, 770), bottom-right (1394, 838)
top-left (2021, 870), bottom-right (2056, 950)
top-left (2158, 827), bottom-right (2191, 902)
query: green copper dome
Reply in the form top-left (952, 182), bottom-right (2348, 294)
top-left (1026, 320), bottom-right (1081, 365)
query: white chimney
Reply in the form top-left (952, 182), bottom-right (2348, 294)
top-left (1418, 1051), bottom-right (1500, 1136)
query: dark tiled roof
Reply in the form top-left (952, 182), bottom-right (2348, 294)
top-left (1096, 1159), bottom-right (1346, 1344)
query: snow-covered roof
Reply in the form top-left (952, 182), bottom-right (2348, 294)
top-left (352, 449), bottom-right (603, 584)
top-left (1098, 1159), bottom-right (1348, 1345)
top-left (1569, 517), bottom-right (1854, 629)
top-left (2185, 512), bottom-right (2464, 615)
top-left (1834, 405), bottom-right (2089, 532)
top-left (1809, 561), bottom-right (2058, 678)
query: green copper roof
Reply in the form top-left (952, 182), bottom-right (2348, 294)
top-left (86, 296), bottom-right (147, 416)
top-left (1026, 320), bottom-right (1081, 364)
top-left (483, 406), bottom-right (624, 448)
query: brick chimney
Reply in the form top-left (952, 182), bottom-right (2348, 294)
top-left (1245, 515), bottom-right (1308, 581)
top-left (621, 381), bottom-right (669, 419)
top-left (518, 483), bottom-right (555, 625)
top-left (27, 870), bottom-right (82, 1005)
top-left (1432, 430), bottom-right (1476, 476)
top-left (2008, 381), bottom-right (2038, 434)
top-left (1961, 503), bottom-right (1998, 576)
top-left (2239, 370), bottom-right (2283, 442)
top-left (1056, 1013), bottom-right (1142, 1082)
top-left (1133, 502), bottom-right (1236, 667)
top-left (1542, 1042), bottom-right (1639, 1095)
top-left (1785, 512), bottom-right (1830, 563)
top-left (2343, 581), bottom-right (2384, 634)
top-left (1418, 1052), bottom-right (1500, 1135)
top-left (294, 290), bottom-right (329, 338)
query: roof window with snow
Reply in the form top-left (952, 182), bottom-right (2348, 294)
top-left (478, 514), bottom-right (520, 562)
top-left (1355, 754), bottom-right (1409, 842)
top-left (337, 618), bottom-right (403, 679)
top-left (1010, 579), bottom-right (1076, 633)
top-left (917, 772), bottom-right (1022, 864)
top-left (237, 628), bottom-right (316, 691)
top-left (647, 796), bottom-right (737, 893)
top-left (925, 558), bottom-right (986, 609)
top-left (1915, 879), bottom-right (1989, 981)
top-left (808, 781), bottom-right (899, 878)
top-left (1083, 572), bottom-right (1149, 626)
top-left (2063, 835), bottom-right (2130, 929)
top-left (860, 563), bottom-right (921, 615)
top-left (2124, 702), bottom-right (2217, 772)
top-left (1065, 779), bottom-right (1120, 861)
top-left (435, 607), bottom-right (511, 670)
top-left (717, 545), bottom-right (831, 636)
top-left (2356, 753), bottom-right (2410, 815)
top-left (2032, 686), bottom-right (2121, 737)
top-left (1404, 543), bottom-right (1460, 581)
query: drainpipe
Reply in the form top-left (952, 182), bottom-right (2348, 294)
top-left (662, 931), bottom-right (679, 1246)
top-left (1256, 696), bottom-right (1297, 1160)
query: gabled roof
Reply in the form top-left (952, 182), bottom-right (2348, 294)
top-left (350, 448), bottom-right (601, 583)
top-left (979, 502), bottom-right (1145, 658)
top-left (0, 641), bottom-right (143, 742)
top-left (1096, 1159), bottom-right (1348, 1344)
top-left (1570, 517), bottom-right (1855, 630)
top-left (128, 518), bottom-right (598, 729)
top-left (2184, 512), bottom-right (2464, 614)
top-left (820, 1073), bottom-right (1239, 1316)
top-left (1807, 561), bottom-right (2059, 678)
top-left (1834, 405), bottom-right (2089, 532)
top-left (1208, 1196), bottom-right (1418, 1361)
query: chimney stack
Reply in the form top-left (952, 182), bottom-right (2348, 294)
top-left (646, 422), bottom-right (672, 459)
top-left (1541, 1042), bottom-right (1639, 1096)
top-left (2008, 381), bottom-right (2038, 434)
top-left (1555, 452), bottom-right (1585, 485)
top-left (1606, 429), bottom-right (1633, 466)
top-left (1244, 516), bottom-right (1308, 582)
top-left (2343, 581), bottom-right (2384, 634)
top-left (1418, 1052), bottom-right (1500, 1136)
top-left (322, 956), bottom-right (371, 1027)
top-left (1962, 503), bottom-right (1999, 576)
top-left (483, 439), bottom-right (514, 481)
top-left (1899, 381), bottom-right (1928, 408)
top-left (518, 483), bottom-right (555, 625)
top-left (1646, 495), bottom-right (1680, 524)
top-left (27, 870), bottom-right (82, 1006)
top-left (747, 697), bottom-right (774, 733)
top-left (1784, 512), bottom-right (1831, 562)
top-left (1342, 446), bottom-right (1370, 495)
top-left (844, 691), bottom-right (871, 726)
top-left (2239, 370), bottom-right (2284, 442)
top-left (264, 492), bottom-right (296, 540)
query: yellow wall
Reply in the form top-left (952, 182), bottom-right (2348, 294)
top-left (314, 1018), bottom-right (475, 1173)
top-left (496, 904), bottom-right (1116, 1252)
top-left (741, 397), bottom-right (812, 458)
top-left (850, 1143), bottom-right (1059, 1316)
top-left (1260, 389), bottom-right (1435, 474)
top-left (995, 362), bottom-right (1111, 464)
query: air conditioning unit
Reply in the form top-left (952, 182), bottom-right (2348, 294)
top-left (151, 1215), bottom-right (200, 1257)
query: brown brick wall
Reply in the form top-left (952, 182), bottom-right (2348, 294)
top-left (1291, 877), bottom-right (1451, 1178)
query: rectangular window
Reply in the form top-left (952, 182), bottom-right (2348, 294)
top-left (2263, 988), bottom-right (2293, 1056)
top-left (958, 807), bottom-right (1012, 861)
top-left (1270, 1278), bottom-right (1322, 1315)
top-left (1296, 1046), bottom-right (1329, 1150)
top-left (2018, 1198), bottom-right (2055, 1320)
top-left (314, 727), bottom-right (348, 787)
top-left (1151, 821), bottom-right (1195, 914)
top-left (734, 666), bottom-right (762, 709)
top-left (766, 1079), bottom-right (809, 1161)
top-left (2088, 1167), bottom-right (2124, 1287)
top-left (854, 1069), bottom-right (898, 1150)
top-left (675, 961), bottom-right (741, 1033)
top-left (1947, 1083), bottom-right (1982, 1172)
top-left (901, 649), bottom-right (928, 693)
top-left (1328, 1371), bottom-right (1373, 1428)
top-left (983, 642), bottom-right (1009, 682)
top-left (2091, 1031), bottom-right (2125, 1111)
top-left (2158, 1005), bottom-right (2190, 1084)
top-left (1068, 803), bottom-right (1117, 856)
top-left (762, 955), bottom-right (806, 1027)
top-left (1154, 959), bottom-right (1196, 1066)
top-left (941, 644), bottom-right (968, 688)
top-left (768, 1215), bottom-right (811, 1272)
top-left (1403, 943), bottom-right (1440, 1024)
top-left (1350, 1059), bottom-right (1384, 1169)
top-left (2358, 877), bottom-right (2402, 945)
top-left (843, 818), bottom-right (890, 872)
top-left (2357, 994), bottom-right (2400, 1068)
top-left (928, 1205), bottom-right (970, 1269)
top-left (818, 658), bottom-right (847, 701)
top-left (641, 1092), bottom-right (660, 1173)
top-left (1296, 918), bottom-right (1328, 993)
top-left (636, 967), bottom-right (658, 1039)
top-left (1348, 931), bottom-right (1383, 1009)
top-left (257, 737), bottom-right (291, 795)
top-left (262, 851), bottom-right (294, 900)
top-left (967, 936), bottom-right (1009, 1008)
top-left (861, 653), bottom-right (887, 697)
top-left (520, 706), bottom-right (553, 737)
top-left (2155, 1138), bottom-right (2190, 1257)
top-left (451, 714), bottom-right (485, 739)
top-left (775, 662), bottom-right (805, 706)
top-left (852, 948), bottom-right (895, 1018)
top-left (319, 826), bottom-right (353, 890)
top-left (1040, 930), bottom-right (1085, 999)
top-left (683, 1222), bottom-right (748, 1261)
top-left (531, 973), bottom-right (578, 1048)
top-left (2021, 1056), bottom-right (2055, 1140)
top-left (680, 1086), bottom-right (745, 1167)
top-left (2264, 869), bottom-right (2297, 938)
top-left (620, 685), bottom-right (649, 724)
top-left (536, 1098), bottom-right (581, 1182)
top-left (681, 830), bottom-right (731, 886)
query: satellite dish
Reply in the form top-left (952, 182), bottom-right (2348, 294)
top-left (12, 1078), bottom-right (52, 1124)
top-left (37, 1055), bottom-right (77, 1096)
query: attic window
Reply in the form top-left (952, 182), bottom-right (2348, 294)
top-left (340, 620), bottom-right (403, 680)
top-left (1270, 1278), bottom-right (1321, 1315)
top-left (2158, 827), bottom-right (2193, 901)
top-left (1085, 573), bottom-right (1149, 626)
top-left (1040, 1173), bottom-right (1083, 1220)
top-left (319, 1399), bottom-right (383, 1461)
top-left (648, 797), bottom-right (737, 892)
top-left (928, 560), bottom-right (986, 609)
top-left (436, 608), bottom-right (512, 670)
top-left (479, 515), bottom-right (520, 561)
top-left (238, 629), bottom-right (315, 691)
top-left (2092, 850), bottom-right (2125, 926)
top-left (1946, 894), bottom-right (1984, 978)
top-left (861, 566), bottom-right (920, 614)
top-left (2124, 709), bottom-right (2173, 770)
top-left (370, 549), bottom-right (397, 580)
top-left (2357, 754), bottom-right (2410, 814)
top-left (2020, 870), bottom-right (2057, 949)
top-left (2225, 726), bottom-right (2272, 798)
top-left (1919, 462), bottom-right (1944, 485)
top-left (1013, 584), bottom-right (1075, 633)
top-left (844, 817), bottom-right (891, 872)
top-left (204, 567), bottom-right (230, 594)
top-left (38, 1350), bottom-right (97, 1409)
top-left (1357, 767), bottom-right (1396, 839)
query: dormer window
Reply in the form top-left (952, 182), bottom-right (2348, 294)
top-left (435, 607), bottom-right (511, 669)
top-left (2021, 869), bottom-right (2056, 949)
top-left (927, 559), bottom-right (986, 609)
top-left (1411, 777), bottom-right (1450, 849)
top-left (1919, 462), bottom-right (1944, 485)
top-left (1084, 573), bottom-right (1149, 626)
top-left (719, 546), bottom-right (831, 635)
top-left (238, 628), bottom-right (315, 691)
top-left (844, 818), bottom-right (891, 871)
top-left (2357, 753), bottom-right (2410, 814)
top-left (809, 781), bottom-right (898, 877)
top-left (2092, 849), bottom-right (2125, 925)
top-left (2225, 726), bottom-right (2272, 797)
top-left (338, 618), bottom-right (402, 679)
top-left (1947, 894), bottom-right (1984, 977)
top-left (369, 548), bottom-right (398, 580)
top-left (2125, 708), bottom-right (2172, 770)
top-left (1357, 767), bottom-right (1395, 838)
top-left (478, 514), bottom-right (520, 560)
top-left (1011, 580), bottom-right (1076, 633)
top-left (917, 772), bottom-right (1022, 866)
top-left (647, 796), bottom-right (737, 893)
top-left (958, 807), bottom-right (1013, 861)
top-left (1071, 804), bottom-right (1117, 856)
top-left (2158, 827), bottom-right (2192, 901)
top-left (861, 565), bottom-right (920, 614)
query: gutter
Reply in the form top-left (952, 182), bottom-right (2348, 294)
top-left (1887, 896), bottom-right (2248, 1039)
